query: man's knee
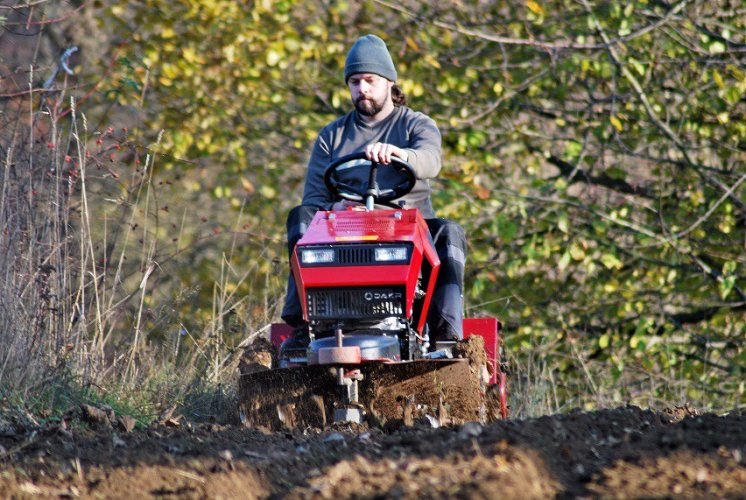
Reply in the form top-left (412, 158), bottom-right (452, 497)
top-left (427, 219), bottom-right (466, 271)
top-left (427, 218), bottom-right (465, 245)
top-left (286, 205), bottom-right (319, 249)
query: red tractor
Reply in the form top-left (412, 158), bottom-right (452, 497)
top-left (240, 153), bottom-right (507, 428)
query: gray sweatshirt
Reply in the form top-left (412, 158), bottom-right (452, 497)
top-left (301, 106), bottom-right (442, 219)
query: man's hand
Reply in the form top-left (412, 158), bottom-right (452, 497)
top-left (365, 142), bottom-right (409, 164)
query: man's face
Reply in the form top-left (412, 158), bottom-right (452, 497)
top-left (348, 73), bottom-right (393, 116)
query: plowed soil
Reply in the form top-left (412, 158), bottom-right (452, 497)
top-left (1, 405), bottom-right (743, 499)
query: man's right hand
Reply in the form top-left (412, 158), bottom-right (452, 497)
top-left (365, 142), bottom-right (409, 165)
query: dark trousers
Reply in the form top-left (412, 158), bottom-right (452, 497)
top-left (281, 206), bottom-right (466, 340)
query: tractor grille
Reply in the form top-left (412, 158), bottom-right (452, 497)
top-left (306, 287), bottom-right (405, 320)
top-left (337, 246), bottom-right (375, 265)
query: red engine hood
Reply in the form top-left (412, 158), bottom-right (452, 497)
top-left (301, 208), bottom-right (421, 244)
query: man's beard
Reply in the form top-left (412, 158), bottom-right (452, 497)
top-left (355, 96), bottom-right (384, 116)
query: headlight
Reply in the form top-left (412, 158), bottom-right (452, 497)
top-left (300, 248), bottom-right (335, 264)
top-left (374, 246), bottom-right (409, 262)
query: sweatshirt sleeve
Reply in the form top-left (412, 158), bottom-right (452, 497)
top-left (301, 132), bottom-right (335, 209)
top-left (403, 113), bottom-right (442, 179)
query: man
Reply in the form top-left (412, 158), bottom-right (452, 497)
top-left (281, 34), bottom-right (466, 345)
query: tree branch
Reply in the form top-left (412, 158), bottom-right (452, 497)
top-left (675, 173), bottom-right (746, 239)
top-left (373, 0), bottom-right (690, 51)
top-left (580, 0), bottom-right (746, 216)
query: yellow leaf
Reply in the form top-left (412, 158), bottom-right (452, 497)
top-left (182, 47), bottom-right (197, 63)
top-left (527, 0), bottom-right (545, 15)
top-left (424, 54), bottom-right (441, 69)
top-left (601, 253), bottom-right (623, 270)
top-left (162, 27), bottom-right (175, 39)
top-left (260, 185), bottom-right (276, 199)
top-left (727, 64), bottom-right (745, 82)
top-left (598, 334), bottom-right (610, 349)
top-left (610, 115), bottom-right (623, 132)
top-left (405, 36), bottom-right (419, 51)
top-left (492, 82), bottom-right (504, 95)
top-left (161, 63), bottom-right (178, 79)
top-left (266, 50), bottom-right (281, 66)
top-left (712, 70), bottom-right (725, 89)
top-left (570, 241), bottom-right (586, 261)
top-left (223, 45), bottom-right (236, 64)
top-left (241, 177), bottom-right (255, 194)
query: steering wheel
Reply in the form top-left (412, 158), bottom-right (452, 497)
top-left (323, 152), bottom-right (416, 208)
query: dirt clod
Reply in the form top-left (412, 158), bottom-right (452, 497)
top-left (118, 415), bottom-right (137, 433)
top-left (239, 337), bottom-right (275, 376)
top-left (80, 404), bottom-right (112, 426)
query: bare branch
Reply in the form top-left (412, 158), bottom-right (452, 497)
top-left (373, 0), bottom-right (690, 51)
top-left (675, 173), bottom-right (746, 239)
top-left (0, 0), bottom-right (50, 9)
top-left (1, 2), bottom-right (88, 26)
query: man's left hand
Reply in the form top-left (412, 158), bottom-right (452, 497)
top-left (365, 142), bottom-right (409, 164)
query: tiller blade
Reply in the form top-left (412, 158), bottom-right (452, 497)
top-left (238, 358), bottom-right (486, 431)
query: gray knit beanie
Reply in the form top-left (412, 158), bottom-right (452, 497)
top-left (344, 34), bottom-right (397, 83)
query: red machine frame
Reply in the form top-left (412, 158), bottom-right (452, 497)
top-left (278, 206), bottom-right (504, 387)
top-left (291, 207), bottom-right (440, 334)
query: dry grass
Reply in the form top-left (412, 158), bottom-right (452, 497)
top-left (0, 83), bottom-right (284, 422)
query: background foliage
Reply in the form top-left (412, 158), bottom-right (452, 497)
top-left (1, 0), bottom-right (743, 416)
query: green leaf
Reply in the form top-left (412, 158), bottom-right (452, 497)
top-left (569, 241), bottom-right (586, 261)
top-left (709, 41), bottom-right (726, 54)
top-left (712, 70), bottom-right (725, 89)
top-left (628, 57), bottom-right (645, 76)
top-left (558, 212), bottom-right (569, 233)
top-left (720, 266), bottom-right (736, 299)
top-left (598, 334), bottom-right (610, 349)
top-left (563, 140), bottom-right (582, 160)
top-left (600, 253), bottom-right (623, 270)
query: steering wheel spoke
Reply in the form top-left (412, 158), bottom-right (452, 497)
top-left (339, 192), bottom-right (364, 201)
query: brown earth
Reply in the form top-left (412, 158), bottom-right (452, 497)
top-left (0, 405), bottom-right (744, 499)
top-left (237, 336), bottom-right (492, 431)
